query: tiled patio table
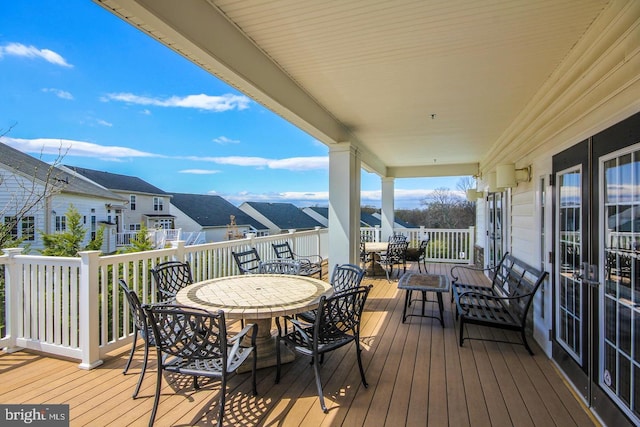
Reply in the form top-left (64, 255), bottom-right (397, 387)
top-left (176, 274), bottom-right (333, 371)
top-left (363, 241), bottom-right (389, 276)
top-left (397, 272), bottom-right (449, 327)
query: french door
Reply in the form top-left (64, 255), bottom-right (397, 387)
top-left (552, 112), bottom-right (640, 426)
top-left (486, 192), bottom-right (504, 268)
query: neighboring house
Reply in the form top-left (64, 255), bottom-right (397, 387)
top-left (302, 206), bottom-right (415, 228)
top-left (0, 143), bottom-right (125, 253)
top-left (171, 193), bottom-right (269, 242)
top-left (63, 166), bottom-right (174, 233)
top-left (239, 202), bottom-right (324, 234)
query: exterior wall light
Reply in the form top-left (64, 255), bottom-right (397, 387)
top-left (496, 163), bottom-right (532, 188)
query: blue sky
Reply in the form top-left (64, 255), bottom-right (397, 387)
top-left (0, 1), bottom-right (463, 209)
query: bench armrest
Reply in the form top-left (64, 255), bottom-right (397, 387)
top-left (450, 264), bottom-right (498, 283)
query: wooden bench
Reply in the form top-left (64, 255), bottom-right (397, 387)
top-left (451, 253), bottom-right (547, 354)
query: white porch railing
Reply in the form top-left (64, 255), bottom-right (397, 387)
top-left (360, 226), bottom-right (475, 264)
top-left (0, 226), bottom-right (470, 369)
top-left (115, 228), bottom-right (182, 248)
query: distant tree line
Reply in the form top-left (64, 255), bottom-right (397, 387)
top-left (363, 177), bottom-right (477, 229)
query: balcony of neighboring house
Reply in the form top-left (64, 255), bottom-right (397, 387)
top-left (0, 227), bottom-right (597, 426)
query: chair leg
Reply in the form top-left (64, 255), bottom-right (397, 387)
top-left (459, 319), bottom-right (465, 347)
top-left (275, 336), bottom-right (282, 384)
top-left (123, 328), bottom-right (138, 375)
top-left (522, 329), bottom-right (534, 355)
top-left (355, 341), bottom-right (368, 388)
top-left (312, 356), bottom-right (328, 413)
top-left (149, 360), bottom-right (162, 427)
top-left (217, 376), bottom-right (227, 427)
top-left (132, 337), bottom-right (149, 398)
top-left (252, 345), bottom-right (258, 395)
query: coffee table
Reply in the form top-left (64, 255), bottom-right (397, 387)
top-left (397, 272), bottom-right (449, 327)
top-left (176, 274), bottom-right (333, 371)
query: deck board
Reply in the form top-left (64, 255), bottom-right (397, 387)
top-left (0, 261), bottom-right (599, 427)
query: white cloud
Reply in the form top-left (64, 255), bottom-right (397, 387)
top-left (179, 169), bottom-right (222, 175)
top-left (0, 43), bottom-right (72, 67)
top-left (96, 119), bottom-right (113, 127)
top-left (3, 137), bottom-right (160, 161)
top-left (190, 155), bottom-right (328, 171)
top-left (42, 88), bottom-right (73, 100)
top-left (141, 109), bottom-right (151, 115)
top-left (222, 191), bottom-right (329, 205)
top-left (213, 136), bottom-right (239, 145)
top-left (102, 92), bottom-right (251, 112)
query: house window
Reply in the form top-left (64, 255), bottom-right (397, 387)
top-left (129, 224), bottom-right (141, 231)
top-left (55, 215), bottom-right (66, 232)
top-left (153, 197), bottom-right (164, 212)
top-left (21, 216), bottom-right (35, 241)
top-left (130, 195), bottom-right (136, 211)
top-left (4, 216), bottom-right (18, 239)
top-left (90, 215), bottom-right (96, 240)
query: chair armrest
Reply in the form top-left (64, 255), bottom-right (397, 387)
top-left (294, 253), bottom-right (323, 265)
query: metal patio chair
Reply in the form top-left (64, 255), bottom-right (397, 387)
top-left (232, 248), bottom-right (262, 274)
top-left (143, 304), bottom-right (258, 427)
top-left (119, 279), bottom-right (154, 399)
top-left (272, 241), bottom-right (323, 279)
top-left (258, 259), bottom-right (302, 275)
top-left (150, 260), bottom-right (193, 302)
top-left (275, 285), bottom-right (372, 413)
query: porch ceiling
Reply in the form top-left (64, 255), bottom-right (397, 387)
top-left (94, 0), bottom-right (609, 177)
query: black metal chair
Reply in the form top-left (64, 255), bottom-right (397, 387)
top-left (376, 240), bottom-right (409, 282)
top-left (272, 241), bottom-right (323, 279)
top-left (258, 259), bottom-right (302, 275)
top-left (232, 248), bottom-right (261, 274)
top-left (143, 304), bottom-right (258, 427)
top-left (150, 260), bottom-right (193, 302)
top-left (417, 237), bottom-right (430, 273)
top-left (119, 279), bottom-right (154, 399)
top-left (297, 263), bottom-right (366, 323)
top-left (388, 233), bottom-right (408, 243)
top-left (276, 285), bottom-right (372, 413)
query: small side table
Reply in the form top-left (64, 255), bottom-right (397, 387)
top-left (398, 272), bottom-right (449, 327)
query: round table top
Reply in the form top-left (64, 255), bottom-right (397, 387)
top-left (176, 274), bottom-right (333, 320)
top-left (364, 241), bottom-right (389, 252)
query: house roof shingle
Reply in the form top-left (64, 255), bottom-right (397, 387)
top-left (172, 193), bottom-right (267, 230)
top-left (247, 202), bottom-right (324, 230)
top-left (65, 165), bottom-right (168, 195)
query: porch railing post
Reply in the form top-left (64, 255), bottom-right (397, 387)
top-left (78, 250), bottom-right (103, 370)
top-left (3, 248), bottom-right (24, 353)
top-left (468, 226), bottom-right (475, 265)
top-left (314, 226), bottom-right (322, 261)
top-left (171, 240), bottom-right (186, 261)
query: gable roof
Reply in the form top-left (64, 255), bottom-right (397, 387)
top-left (171, 193), bottom-right (267, 230)
top-left (245, 202), bottom-right (324, 230)
top-left (65, 165), bottom-right (168, 195)
top-left (0, 142), bottom-right (124, 202)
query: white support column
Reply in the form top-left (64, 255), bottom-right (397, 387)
top-left (381, 177), bottom-right (395, 241)
top-left (328, 143), bottom-right (361, 266)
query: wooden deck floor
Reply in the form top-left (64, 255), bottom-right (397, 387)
top-left (0, 262), bottom-right (599, 426)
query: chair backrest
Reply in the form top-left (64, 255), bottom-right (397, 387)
top-left (315, 285), bottom-right (372, 339)
top-left (418, 238), bottom-right (430, 257)
top-left (232, 248), bottom-right (261, 274)
top-left (389, 233), bottom-right (407, 243)
top-left (144, 304), bottom-right (227, 364)
top-left (330, 263), bottom-right (365, 293)
top-left (272, 242), bottom-right (294, 260)
top-left (150, 261), bottom-right (193, 302)
top-left (258, 259), bottom-right (301, 275)
top-left (119, 279), bottom-right (148, 336)
top-left (387, 240), bottom-right (408, 259)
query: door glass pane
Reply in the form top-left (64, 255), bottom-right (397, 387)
top-left (601, 148), bottom-right (640, 421)
top-left (557, 169), bottom-right (582, 361)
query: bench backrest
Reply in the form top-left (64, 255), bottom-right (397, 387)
top-left (490, 254), bottom-right (548, 320)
